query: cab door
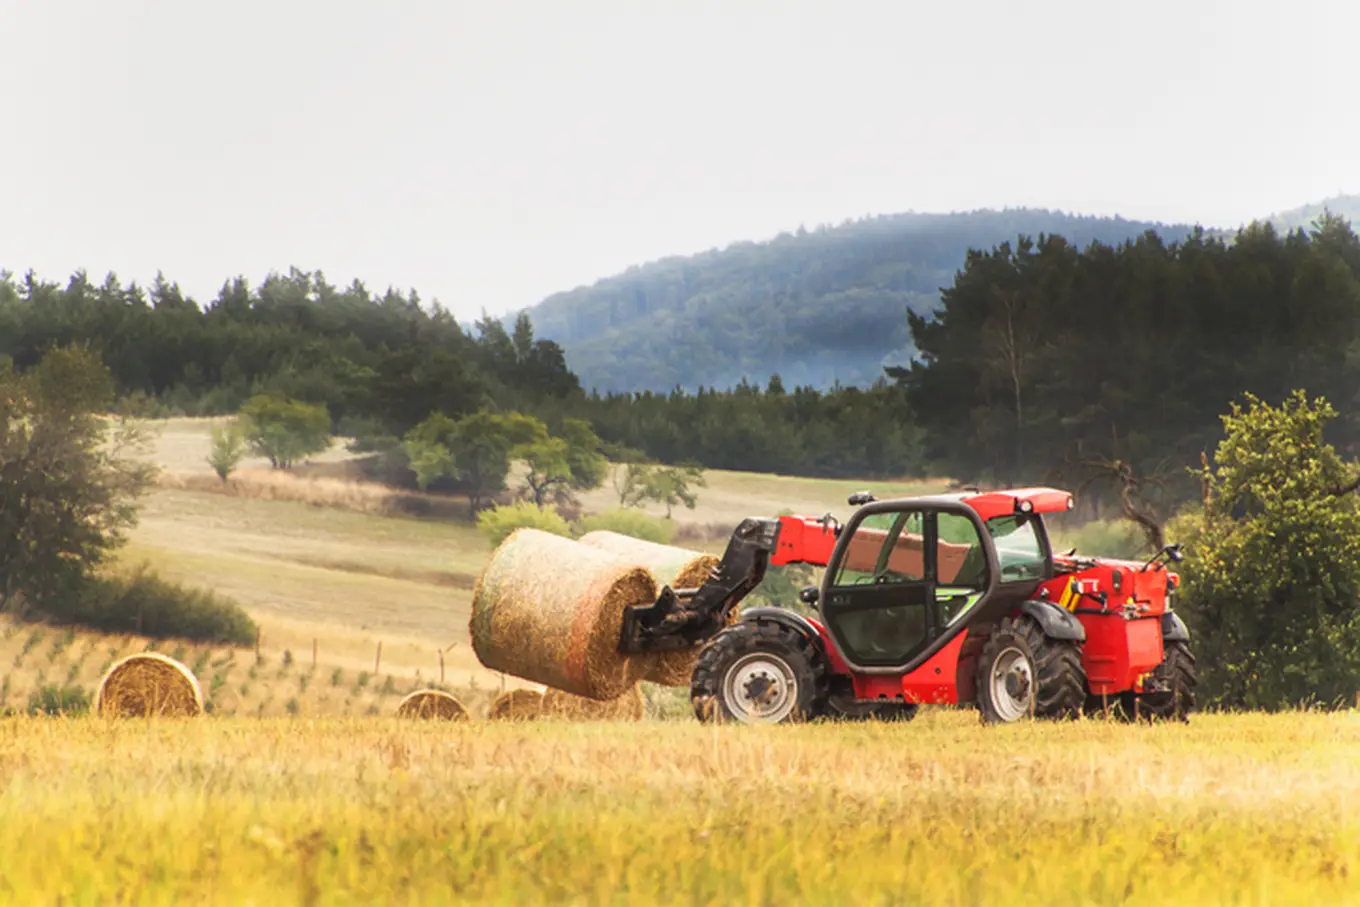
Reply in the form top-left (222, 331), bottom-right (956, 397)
top-left (821, 503), bottom-right (995, 671)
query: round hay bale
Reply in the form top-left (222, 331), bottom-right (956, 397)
top-left (487, 688), bottom-right (544, 721)
top-left (578, 531), bottom-right (729, 686)
top-left (540, 684), bottom-right (646, 721)
top-left (395, 689), bottom-right (469, 721)
top-left (94, 653), bottom-right (204, 719)
top-left (470, 529), bottom-right (660, 700)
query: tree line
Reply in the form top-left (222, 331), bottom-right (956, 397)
top-left (891, 212), bottom-right (1360, 524)
top-left (4, 209), bottom-right (1359, 510)
top-left (0, 266), bottom-right (930, 482)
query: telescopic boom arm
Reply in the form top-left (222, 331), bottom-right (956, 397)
top-left (617, 515), bottom-right (839, 655)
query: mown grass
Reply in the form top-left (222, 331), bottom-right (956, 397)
top-left (0, 710), bottom-right (1357, 905)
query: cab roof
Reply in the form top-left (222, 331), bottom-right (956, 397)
top-left (959, 487), bottom-right (1075, 521)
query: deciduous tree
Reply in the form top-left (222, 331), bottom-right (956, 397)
top-left (239, 394), bottom-right (332, 468)
top-left (1170, 391), bottom-right (1360, 710)
top-left (0, 345), bottom-right (155, 612)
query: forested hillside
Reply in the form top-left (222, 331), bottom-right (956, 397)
top-left (519, 208), bottom-right (1197, 393)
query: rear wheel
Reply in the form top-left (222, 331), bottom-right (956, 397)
top-left (976, 616), bottom-right (1086, 724)
top-left (691, 619), bottom-right (827, 724)
top-left (1125, 640), bottom-right (1197, 722)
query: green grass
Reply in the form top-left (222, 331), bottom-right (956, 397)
top-left (1, 711), bottom-right (1358, 905)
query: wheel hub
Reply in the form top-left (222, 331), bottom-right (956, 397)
top-left (743, 674), bottom-right (777, 706)
top-left (723, 653), bottom-right (798, 723)
top-left (990, 646), bottom-right (1034, 722)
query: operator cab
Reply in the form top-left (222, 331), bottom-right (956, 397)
top-left (817, 490), bottom-right (1064, 673)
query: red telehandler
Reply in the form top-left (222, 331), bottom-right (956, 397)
top-left (618, 487), bottom-right (1197, 724)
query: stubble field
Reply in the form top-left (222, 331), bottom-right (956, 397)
top-left (6, 711), bottom-right (1360, 905)
top-left (0, 417), bottom-right (1350, 905)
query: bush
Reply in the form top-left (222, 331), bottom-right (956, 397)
top-left (27, 683), bottom-right (90, 716)
top-left (207, 421), bottom-right (247, 481)
top-left (48, 567), bottom-right (258, 646)
top-left (475, 501), bottom-right (572, 547)
top-left (1170, 391), bottom-right (1360, 710)
top-left (572, 508), bottom-right (676, 544)
top-left (239, 394), bottom-right (332, 469)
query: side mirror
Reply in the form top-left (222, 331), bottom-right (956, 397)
top-left (1168, 544), bottom-right (1184, 563)
top-left (798, 585), bottom-right (820, 608)
top-left (847, 491), bottom-right (876, 506)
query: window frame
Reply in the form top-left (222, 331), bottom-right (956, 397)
top-left (820, 498), bottom-right (1002, 675)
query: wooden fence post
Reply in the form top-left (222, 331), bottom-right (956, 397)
top-left (439, 650), bottom-right (445, 684)
top-left (374, 641), bottom-right (382, 675)
top-left (312, 638), bottom-right (318, 669)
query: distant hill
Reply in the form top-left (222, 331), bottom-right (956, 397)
top-left (515, 209), bottom-right (1197, 394)
top-left (1225, 193), bottom-right (1360, 238)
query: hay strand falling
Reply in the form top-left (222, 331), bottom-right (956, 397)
top-left (470, 529), bottom-right (660, 700)
top-left (578, 530), bottom-right (728, 686)
top-left (395, 689), bottom-right (469, 721)
top-left (94, 653), bottom-right (204, 718)
top-left (540, 684), bottom-right (646, 721)
top-left (487, 688), bottom-right (544, 721)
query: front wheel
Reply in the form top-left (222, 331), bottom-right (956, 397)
top-left (975, 615), bottom-right (1086, 724)
top-left (690, 619), bottom-right (826, 724)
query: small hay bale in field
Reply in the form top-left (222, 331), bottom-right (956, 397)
top-left (395, 689), bottom-right (469, 721)
top-left (470, 529), bottom-right (660, 700)
top-left (578, 530), bottom-right (729, 687)
top-left (540, 684), bottom-right (645, 721)
top-left (487, 688), bottom-right (544, 721)
top-left (94, 653), bottom-right (203, 718)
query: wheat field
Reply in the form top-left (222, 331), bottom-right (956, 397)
top-left (2, 417), bottom-right (1351, 904)
top-left (1, 711), bottom-right (1358, 905)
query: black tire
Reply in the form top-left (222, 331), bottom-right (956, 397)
top-left (690, 618), bottom-right (827, 724)
top-left (976, 615), bottom-right (1086, 724)
top-left (1126, 640), bottom-right (1197, 722)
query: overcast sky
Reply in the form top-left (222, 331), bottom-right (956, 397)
top-left (3, 0), bottom-right (1357, 320)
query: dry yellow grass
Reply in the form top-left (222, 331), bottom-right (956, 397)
top-left (158, 467), bottom-right (401, 513)
top-left (540, 685), bottom-right (646, 721)
top-left (156, 466), bottom-right (472, 522)
top-left (0, 615), bottom-right (507, 721)
top-left (0, 711), bottom-right (1355, 905)
top-left (9, 417), bottom-right (1355, 903)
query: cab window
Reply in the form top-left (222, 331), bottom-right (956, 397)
top-left (832, 511), bottom-right (925, 586)
top-left (986, 515), bottom-right (1046, 582)
top-left (936, 512), bottom-right (988, 588)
